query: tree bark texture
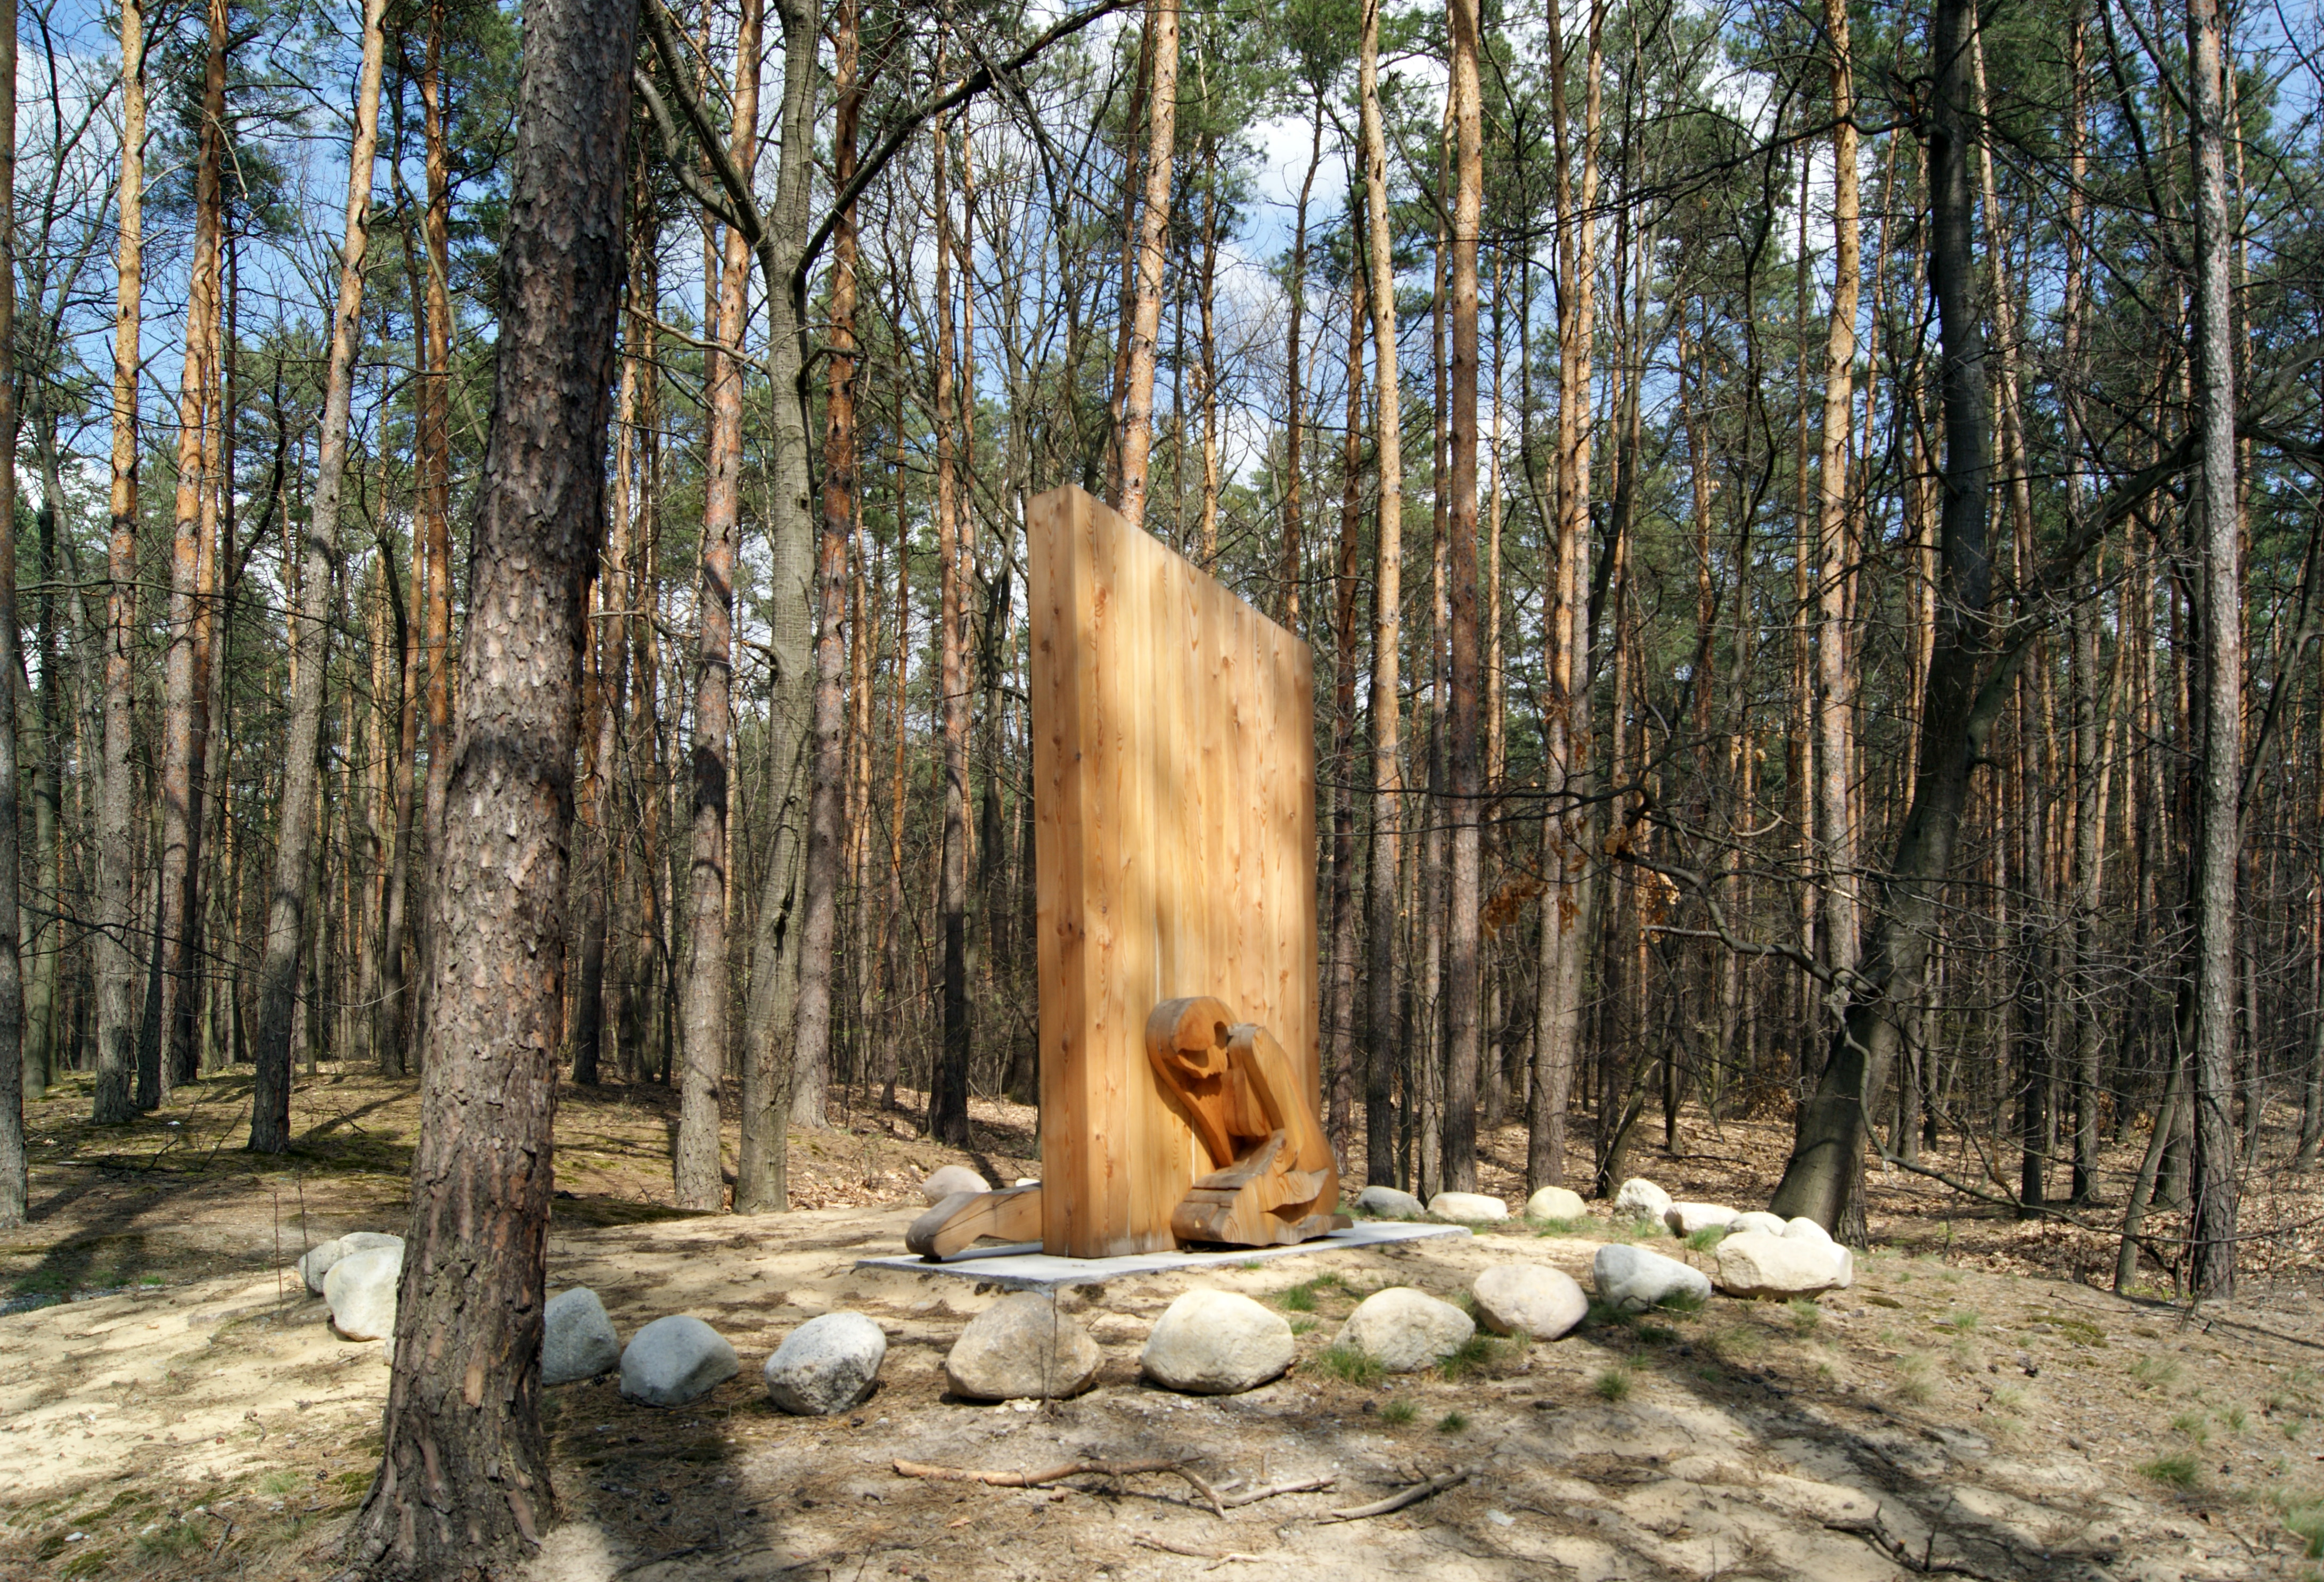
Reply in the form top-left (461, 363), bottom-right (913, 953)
top-left (339, 0), bottom-right (633, 1563)
top-left (1113, 0), bottom-right (1177, 529)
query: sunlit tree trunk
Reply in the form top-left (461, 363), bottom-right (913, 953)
top-left (0, 0), bottom-right (23, 1226)
top-left (928, 92), bottom-right (972, 1146)
top-left (1813, 0), bottom-right (1861, 982)
top-left (251, 0), bottom-right (389, 1150)
top-left (676, 0), bottom-right (763, 1211)
top-left (1114, 0), bottom-right (1177, 528)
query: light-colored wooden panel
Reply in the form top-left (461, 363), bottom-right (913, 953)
top-left (1029, 486), bottom-right (1317, 1258)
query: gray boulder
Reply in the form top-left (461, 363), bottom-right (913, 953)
top-left (1592, 1243), bottom-right (1713, 1314)
top-left (1525, 1186), bottom-right (1587, 1222)
top-left (921, 1165), bottom-right (989, 1206)
top-left (1334, 1287), bottom-right (1474, 1372)
top-left (324, 1244), bottom-right (403, 1340)
top-left (1470, 1265), bottom-right (1587, 1340)
top-left (1714, 1230), bottom-right (1845, 1299)
top-left (1141, 1290), bottom-right (1294, 1395)
top-left (945, 1294), bottom-right (1101, 1400)
top-left (764, 1311), bottom-right (887, 1415)
top-left (542, 1287), bottom-right (622, 1384)
top-left (1429, 1191), bottom-right (1509, 1222)
top-left (620, 1315), bottom-right (739, 1407)
top-left (1611, 1177), bottom-right (1673, 1223)
top-left (1354, 1184), bottom-right (1426, 1219)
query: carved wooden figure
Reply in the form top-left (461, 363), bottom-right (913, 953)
top-left (907, 486), bottom-right (1336, 1261)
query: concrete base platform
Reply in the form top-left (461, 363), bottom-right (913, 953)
top-left (855, 1218), bottom-right (1471, 1291)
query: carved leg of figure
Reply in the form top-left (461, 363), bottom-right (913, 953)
top-left (907, 1184), bottom-right (1044, 1259)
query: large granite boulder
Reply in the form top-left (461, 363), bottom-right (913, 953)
top-left (944, 1294), bottom-right (1101, 1400)
top-left (1354, 1184), bottom-right (1426, 1219)
top-left (323, 1245), bottom-right (403, 1341)
top-left (1592, 1243), bottom-right (1713, 1314)
top-left (1470, 1265), bottom-right (1587, 1340)
top-left (620, 1316), bottom-right (739, 1407)
top-left (299, 1231), bottom-right (403, 1297)
top-left (1429, 1191), bottom-right (1508, 1222)
top-left (1611, 1177), bottom-right (1673, 1223)
top-left (542, 1287), bottom-right (622, 1384)
top-left (764, 1312), bottom-right (888, 1415)
top-left (1141, 1290), bottom-right (1294, 1395)
top-left (1525, 1186), bottom-right (1587, 1222)
top-left (1714, 1231), bottom-right (1847, 1299)
top-left (1664, 1202), bottom-right (1739, 1237)
top-left (1334, 1288), bottom-right (1474, 1373)
top-left (920, 1166), bottom-right (989, 1206)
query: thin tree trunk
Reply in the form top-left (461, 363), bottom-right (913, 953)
top-left (93, 0), bottom-right (146, 1126)
top-left (1282, 103), bottom-right (1322, 628)
top-left (676, 0), bottom-right (764, 1212)
top-left (2186, 0), bottom-right (2241, 1298)
top-left (1813, 0), bottom-right (1861, 981)
top-left (1113, 0), bottom-right (1177, 528)
top-left (1359, 0), bottom-right (1404, 1188)
top-left (339, 0), bottom-right (633, 1560)
top-left (250, 0), bottom-right (388, 1151)
top-left (781, 0), bottom-right (861, 1146)
top-left (928, 92), bottom-right (972, 1146)
top-left (1326, 266), bottom-right (1365, 1159)
top-left (0, 0), bottom-right (24, 1226)
top-left (1441, 0), bottom-right (1484, 1193)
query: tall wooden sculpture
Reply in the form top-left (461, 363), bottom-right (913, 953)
top-left (908, 486), bottom-right (1346, 1260)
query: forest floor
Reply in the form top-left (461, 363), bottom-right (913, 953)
top-left (4, 1064), bottom-right (2324, 1580)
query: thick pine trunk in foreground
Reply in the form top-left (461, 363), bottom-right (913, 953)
top-left (251, 0), bottom-right (389, 1153)
top-left (339, 0), bottom-right (632, 1562)
top-left (1769, 0), bottom-right (1992, 1237)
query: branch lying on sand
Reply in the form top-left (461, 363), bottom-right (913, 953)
top-left (1322, 1468), bottom-right (1471, 1521)
top-left (891, 1458), bottom-right (1336, 1518)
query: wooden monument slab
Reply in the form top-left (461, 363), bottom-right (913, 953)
top-left (1026, 486), bottom-right (1319, 1258)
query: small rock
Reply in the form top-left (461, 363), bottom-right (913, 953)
top-left (620, 1315), bottom-right (739, 1407)
top-left (921, 1165), bottom-right (990, 1205)
top-left (1612, 1177), bottom-right (1673, 1222)
top-left (1335, 1287), bottom-right (1474, 1372)
top-left (1525, 1186), bottom-right (1587, 1222)
top-left (1354, 1184), bottom-right (1426, 1219)
top-left (764, 1312), bottom-right (887, 1415)
top-left (542, 1287), bottom-right (622, 1384)
top-left (1471, 1265), bottom-right (1586, 1340)
top-left (1593, 1243), bottom-right (1713, 1313)
top-left (1429, 1191), bottom-right (1508, 1222)
top-left (1713, 1230), bottom-right (1846, 1298)
top-left (1142, 1290), bottom-right (1294, 1395)
top-left (945, 1294), bottom-right (1101, 1400)
top-left (323, 1245), bottom-right (403, 1341)
top-left (1730, 1211), bottom-right (1789, 1237)
top-left (1664, 1202), bottom-right (1739, 1236)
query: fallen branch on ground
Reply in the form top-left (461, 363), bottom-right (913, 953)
top-left (894, 1456), bottom-right (1224, 1516)
top-left (1322, 1468), bottom-right (1470, 1521)
top-left (1222, 1475), bottom-right (1335, 1508)
top-left (1134, 1535), bottom-right (1271, 1566)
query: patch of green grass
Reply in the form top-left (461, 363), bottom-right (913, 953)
top-left (1439, 1334), bottom-right (1500, 1381)
top-left (1711, 1325), bottom-right (1767, 1363)
top-left (258, 1470), bottom-right (304, 1496)
top-left (1318, 1346), bottom-right (1383, 1387)
top-left (1659, 1288), bottom-right (1707, 1314)
top-left (1684, 1226), bottom-right (1727, 1252)
top-left (1992, 1386), bottom-right (2026, 1411)
top-left (2026, 1311), bottom-right (2107, 1347)
top-left (1436, 1410), bottom-right (1469, 1434)
top-left (2266, 1490), bottom-right (2324, 1558)
top-left (1290, 1317), bottom-right (1317, 1336)
top-left (1239, 1260), bottom-right (1266, 1271)
top-left (2133, 1355), bottom-right (2183, 1390)
top-left (1380, 1397), bottom-right (1417, 1426)
top-left (133, 1522), bottom-right (203, 1562)
top-left (1787, 1299), bottom-right (1822, 1335)
top-left (2225, 1405), bottom-right (2249, 1433)
top-left (1894, 1355), bottom-right (1934, 1406)
top-left (1533, 1217), bottom-right (1584, 1236)
top-left (1274, 1273), bottom-right (1344, 1312)
top-left (1638, 1323), bottom-right (1679, 1346)
top-left (60, 1546), bottom-right (116, 1580)
top-left (1593, 1367), bottom-right (1633, 1402)
top-left (2140, 1452), bottom-right (2202, 1490)
top-left (2172, 1411), bottom-right (2212, 1446)
top-left (1939, 1309), bottom-right (1980, 1331)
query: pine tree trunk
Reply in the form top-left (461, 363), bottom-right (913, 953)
top-left (251, 0), bottom-right (388, 1151)
top-left (1359, 0), bottom-right (1404, 1189)
top-left (1441, 0), bottom-right (1485, 1194)
top-left (1114, 0), bottom-right (1177, 528)
top-left (339, 0), bottom-right (633, 1559)
top-left (676, 0), bottom-right (764, 1212)
top-left (2185, 0), bottom-right (2242, 1298)
top-left (0, 0), bottom-right (24, 1227)
top-left (1326, 268), bottom-right (1365, 1158)
top-left (928, 96), bottom-right (972, 1146)
top-left (93, 0), bottom-right (145, 1126)
top-left (1813, 0), bottom-right (1861, 980)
